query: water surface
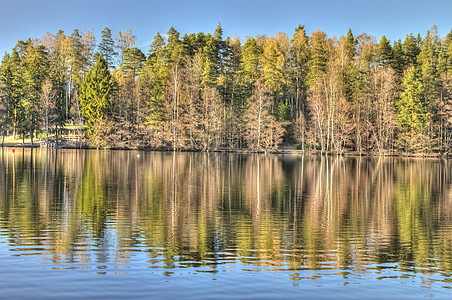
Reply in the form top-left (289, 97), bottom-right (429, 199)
top-left (0, 149), bottom-right (451, 299)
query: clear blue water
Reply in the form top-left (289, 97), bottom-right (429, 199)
top-left (0, 149), bottom-right (451, 299)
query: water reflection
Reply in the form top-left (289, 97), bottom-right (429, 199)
top-left (0, 149), bottom-right (451, 288)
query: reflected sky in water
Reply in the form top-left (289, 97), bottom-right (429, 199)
top-left (0, 149), bottom-right (451, 299)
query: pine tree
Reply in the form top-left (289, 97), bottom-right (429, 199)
top-left (145, 33), bottom-right (168, 126)
top-left (444, 30), bottom-right (452, 76)
top-left (120, 47), bottom-right (145, 75)
top-left (181, 33), bottom-right (196, 58)
top-left (0, 54), bottom-right (14, 137)
top-left (69, 29), bottom-right (86, 87)
top-left (397, 66), bottom-right (429, 151)
top-left (23, 44), bottom-right (49, 144)
top-left (403, 33), bottom-right (421, 67)
top-left (291, 25), bottom-right (310, 115)
top-left (98, 27), bottom-right (117, 69)
top-left (195, 32), bottom-right (207, 53)
top-left (341, 29), bottom-right (358, 103)
top-left (213, 22), bottom-right (225, 72)
top-left (200, 33), bottom-right (218, 87)
top-left (307, 30), bottom-right (327, 87)
top-left (217, 36), bottom-right (234, 103)
top-left (391, 39), bottom-right (405, 76)
top-left (377, 35), bottom-right (393, 68)
top-left (344, 28), bottom-right (357, 62)
top-left (419, 28), bottom-right (441, 115)
top-left (240, 38), bottom-right (261, 84)
top-left (262, 37), bottom-right (286, 97)
top-left (201, 55), bottom-right (216, 87)
top-left (7, 49), bottom-right (26, 138)
top-left (166, 27), bottom-right (183, 63)
top-left (80, 54), bottom-right (113, 134)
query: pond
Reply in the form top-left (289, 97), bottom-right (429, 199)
top-left (0, 149), bottom-right (451, 299)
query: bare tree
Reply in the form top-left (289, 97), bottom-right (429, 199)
top-left (368, 67), bottom-right (398, 154)
top-left (41, 78), bottom-right (55, 147)
top-left (115, 29), bottom-right (137, 65)
top-left (245, 80), bottom-right (285, 152)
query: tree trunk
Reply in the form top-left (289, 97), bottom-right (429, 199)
top-left (14, 108), bottom-right (17, 139)
top-left (46, 109), bottom-right (49, 147)
top-left (56, 125), bottom-right (59, 147)
top-left (258, 89), bottom-right (262, 150)
top-left (173, 64), bottom-right (178, 152)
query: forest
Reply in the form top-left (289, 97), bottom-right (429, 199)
top-left (1, 24), bottom-right (452, 154)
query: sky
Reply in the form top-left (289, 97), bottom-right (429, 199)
top-left (0, 0), bottom-right (452, 56)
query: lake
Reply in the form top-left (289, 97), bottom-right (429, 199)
top-left (0, 149), bottom-right (451, 299)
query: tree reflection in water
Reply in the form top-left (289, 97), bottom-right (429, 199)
top-left (0, 148), bottom-right (451, 287)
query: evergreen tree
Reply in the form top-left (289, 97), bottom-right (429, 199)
top-left (195, 32), bottom-right (207, 53)
top-left (397, 66), bottom-right (428, 151)
top-left (291, 25), bottom-right (310, 115)
top-left (403, 33), bottom-right (421, 67)
top-left (419, 27), bottom-right (441, 116)
top-left (22, 44), bottom-right (49, 143)
top-left (181, 33), bottom-right (196, 57)
top-left (342, 29), bottom-right (358, 103)
top-left (213, 22), bottom-right (225, 71)
top-left (262, 37), bottom-right (286, 97)
top-left (217, 36), bottom-right (234, 103)
top-left (344, 28), bottom-right (357, 62)
top-left (69, 29), bottom-right (86, 87)
top-left (166, 27), bottom-right (183, 63)
top-left (391, 39), bottom-right (405, 76)
top-left (145, 33), bottom-right (168, 126)
top-left (377, 35), bottom-right (393, 68)
top-left (240, 38), bottom-right (261, 84)
top-left (98, 27), bottom-right (117, 68)
top-left (201, 33), bottom-right (218, 87)
top-left (444, 30), bottom-right (452, 76)
top-left (0, 54), bottom-right (14, 136)
top-left (80, 54), bottom-right (113, 134)
top-left (120, 47), bottom-right (146, 75)
top-left (307, 30), bottom-right (327, 87)
top-left (201, 55), bottom-right (216, 87)
top-left (48, 56), bottom-right (67, 135)
top-left (0, 85), bottom-right (6, 144)
top-left (7, 49), bottom-right (26, 137)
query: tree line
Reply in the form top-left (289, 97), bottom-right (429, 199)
top-left (1, 24), bottom-right (452, 154)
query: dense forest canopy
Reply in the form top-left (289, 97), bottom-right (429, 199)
top-left (1, 24), bottom-right (452, 154)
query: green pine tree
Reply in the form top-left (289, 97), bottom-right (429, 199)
top-left (403, 33), bottom-right (421, 67)
top-left (307, 30), bottom-right (327, 87)
top-left (391, 39), bottom-right (405, 76)
top-left (120, 47), bottom-right (146, 75)
top-left (145, 33), bottom-right (168, 126)
top-left (291, 25), bottom-right (310, 115)
top-left (240, 38), bottom-right (261, 84)
top-left (22, 44), bottom-right (49, 143)
top-left (444, 30), bottom-right (452, 76)
top-left (99, 27), bottom-right (117, 68)
top-left (80, 54), bottom-right (113, 134)
top-left (397, 66), bottom-right (429, 151)
top-left (377, 35), bottom-right (393, 68)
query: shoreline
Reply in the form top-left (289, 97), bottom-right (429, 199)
top-left (1, 142), bottom-right (450, 158)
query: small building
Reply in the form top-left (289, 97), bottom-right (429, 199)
top-left (61, 124), bottom-right (87, 141)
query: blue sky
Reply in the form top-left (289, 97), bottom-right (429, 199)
top-left (0, 0), bottom-right (451, 56)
